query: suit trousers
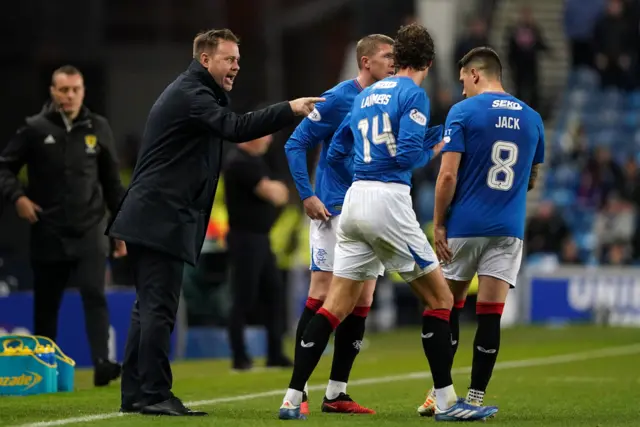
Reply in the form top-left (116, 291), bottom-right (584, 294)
top-left (120, 243), bottom-right (184, 407)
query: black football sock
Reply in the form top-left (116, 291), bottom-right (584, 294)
top-left (469, 302), bottom-right (504, 401)
top-left (421, 309), bottom-right (454, 389)
top-left (294, 298), bottom-right (323, 371)
top-left (289, 308), bottom-right (340, 392)
top-left (450, 300), bottom-right (465, 360)
top-left (329, 306), bottom-right (369, 389)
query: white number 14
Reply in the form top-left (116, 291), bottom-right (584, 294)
top-left (357, 113), bottom-right (397, 163)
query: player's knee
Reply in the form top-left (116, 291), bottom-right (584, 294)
top-left (355, 279), bottom-right (376, 307)
top-left (308, 271), bottom-right (333, 301)
top-left (323, 276), bottom-right (362, 321)
top-left (428, 290), bottom-right (453, 311)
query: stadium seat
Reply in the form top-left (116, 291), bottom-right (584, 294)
top-left (550, 189), bottom-right (576, 208)
top-left (570, 67), bottom-right (600, 90)
top-left (626, 90), bottom-right (640, 110)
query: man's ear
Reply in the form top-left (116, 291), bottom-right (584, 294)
top-left (471, 68), bottom-right (481, 84)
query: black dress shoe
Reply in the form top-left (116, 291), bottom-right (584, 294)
top-left (266, 355), bottom-right (293, 368)
top-left (232, 358), bottom-right (253, 371)
top-left (94, 360), bottom-right (122, 387)
top-left (120, 401), bottom-right (144, 413)
top-left (140, 396), bottom-right (207, 416)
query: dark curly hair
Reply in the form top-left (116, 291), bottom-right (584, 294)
top-left (393, 23), bottom-right (435, 71)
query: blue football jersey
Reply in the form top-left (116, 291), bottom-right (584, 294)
top-left (327, 76), bottom-right (436, 187)
top-left (285, 79), bottom-right (363, 215)
top-left (442, 92), bottom-right (545, 239)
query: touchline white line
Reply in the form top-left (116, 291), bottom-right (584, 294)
top-left (15, 343), bottom-right (640, 427)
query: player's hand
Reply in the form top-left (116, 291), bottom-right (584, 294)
top-left (434, 225), bottom-right (452, 264)
top-left (431, 139), bottom-right (446, 158)
top-left (15, 196), bottom-right (42, 224)
top-left (113, 239), bottom-right (127, 258)
top-left (303, 195), bottom-right (331, 221)
top-left (289, 98), bottom-right (326, 116)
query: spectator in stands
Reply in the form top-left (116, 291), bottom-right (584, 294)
top-left (603, 241), bottom-right (634, 265)
top-left (559, 238), bottom-right (583, 264)
top-left (577, 146), bottom-right (625, 208)
top-left (593, 191), bottom-right (637, 260)
top-left (593, 0), bottom-right (637, 90)
top-left (525, 200), bottom-right (571, 257)
top-left (564, 0), bottom-right (605, 69)
top-left (621, 157), bottom-right (640, 203)
top-left (557, 122), bottom-right (590, 168)
top-left (506, 6), bottom-right (550, 110)
top-left (453, 17), bottom-right (489, 69)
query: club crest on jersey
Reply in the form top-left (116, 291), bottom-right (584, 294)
top-left (308, 108), bottom-right (322, 122)
top-left (84, 135), bottom-right (97, 154)
top-left (409, 109), bottom-right (426, 126)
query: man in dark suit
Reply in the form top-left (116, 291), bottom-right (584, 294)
top-left (107, 28), bottom-right (323, 416)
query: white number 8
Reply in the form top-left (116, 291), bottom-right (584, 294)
top-left (487, 140), bottom-right (518, 191)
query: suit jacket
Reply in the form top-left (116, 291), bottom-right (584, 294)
top-left (107, 59), bottom-right (295, 265)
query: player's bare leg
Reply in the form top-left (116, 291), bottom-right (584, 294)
top-left (294, 273), bottom-right (375, 415)
top-left (280, 276), bottom-right (363, 419)
top-left (467, 275), bottom-right (509, 406)
top-left (322, 279), bottom-right (376, 414)
top-left (418, 279), bottom-right (471, 416)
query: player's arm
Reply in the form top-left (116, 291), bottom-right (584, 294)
top-left (433, 104), bottom-right (465, 227)
top-left (528, 117), bottom-right (546, 192)
top-left (326, 112), bottom-right (355, 183)
top-left (229, 159), bottom-right (289, 207)
top-left (395, 89), bottom-right (431, 170)
top-left (284, 93), bottom-right (338, 201)
top-left (424, 124), bottom-right (445, 161)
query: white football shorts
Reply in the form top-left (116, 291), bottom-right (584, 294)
top-left (309, 215), bottom-right (339, 272)
top-left (440, 236), bottom-right (523, 288)
top-left (333, 181), bottom-right (438, 282)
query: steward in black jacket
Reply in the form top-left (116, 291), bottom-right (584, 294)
top-left (0, 102), bottom-right (124, 259)
top-left (0, 65), bottom-right (125, 388)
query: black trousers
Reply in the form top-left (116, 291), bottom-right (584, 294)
top-left (227, 229), bottom-right (284, 362)
top-left (571, 39), bottom-right (593, 68)
top-left (120, 243), bottom-right (184, 406)
top-left (32, 254), bottom-right (109, 365)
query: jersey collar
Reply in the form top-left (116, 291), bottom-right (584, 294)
top-left (352, 78), bottom-right (364, 92)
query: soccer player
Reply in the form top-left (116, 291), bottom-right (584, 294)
top-left (417, 46), bottom-right (545, 416)
top-left (285, 33), bottom-right (395, 415)
top-left (279, 24), bottom-right (498, 421)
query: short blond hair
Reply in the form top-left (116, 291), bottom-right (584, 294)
top-left (192, 29), bottom-right (240, 59)
top-left (355, 34), bottom-right (394, 69)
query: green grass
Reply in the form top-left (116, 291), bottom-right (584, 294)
top-left (2, 325), bottom-right (640, 426)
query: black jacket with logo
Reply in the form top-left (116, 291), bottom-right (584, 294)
top-left (106, 59), bottom-right (295, 266)
top-left (0, 103), bottom-right (125, 259)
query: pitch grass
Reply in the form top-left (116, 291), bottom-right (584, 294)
top-left (2, 325), bottom-right (640, 426)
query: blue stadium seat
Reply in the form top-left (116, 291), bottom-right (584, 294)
top-left (571, 67), bottom-right (600, 89)
top-left (553, 164), bottom-right (580, 188)
top-left (626, 90), bottom-right (640, 110)
top-left (550, 189), bottom-right (576, 208)
top-left (622, 111), bottom-right (640, 130)
top-left (575, 231), bottom-right (596, 251)
top-left (567, 89), bottom-right (592, 111)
